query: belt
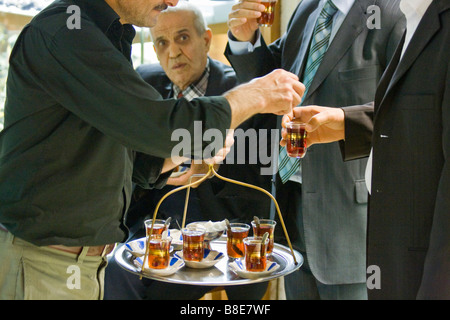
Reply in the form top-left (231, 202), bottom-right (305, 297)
top-left (0, 224), bottom-right (114, 257)
top-left (49, 244), bottom-right (115, 257)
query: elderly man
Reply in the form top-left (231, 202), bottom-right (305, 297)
top-left (0, 0), bottom-right (304, 300)
top-left (104, 1), bottom-right (271, 300)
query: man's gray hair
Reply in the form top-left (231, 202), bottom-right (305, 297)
top-left (159, 1), bottom-right (208, 35)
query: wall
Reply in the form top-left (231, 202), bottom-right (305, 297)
top-left (280, 0), bottom-right (302, 33)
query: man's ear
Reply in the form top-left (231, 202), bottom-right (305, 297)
top-left (204, 28), bottom-right (213, 51)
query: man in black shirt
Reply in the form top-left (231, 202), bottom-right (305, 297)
top-left (0, 0), bottom-right (304, 299)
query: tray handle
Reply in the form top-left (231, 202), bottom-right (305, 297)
top-left (141, 164), bottom-right (298, 278)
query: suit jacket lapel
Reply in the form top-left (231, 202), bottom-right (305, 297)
top-left (205, 58), bottom-right (222, 96)
top-left (383, 2), bottom-right (441, 100)
top-left (374, 33), bottom-right (405, 111)
top-left (164, 81), bottom-right (173, 99)
top-left (305, 0), bottom-right (368, 101)
top-left (291, 0), bottom-right (322, 78)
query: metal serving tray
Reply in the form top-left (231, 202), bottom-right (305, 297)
top-left (115, 238), bottom-right (303, 286)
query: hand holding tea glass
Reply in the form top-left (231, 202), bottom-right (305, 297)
top-left (280, 106), bottom-right (346, 149)
top-left (228, 0), bottom-right (278, 43)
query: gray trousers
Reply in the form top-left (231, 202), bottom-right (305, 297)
top-left (276, 181), bottom-right (368, 300)
top-left (0, 229), bottom-right (107, 300)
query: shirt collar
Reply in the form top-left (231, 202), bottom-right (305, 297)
top-left (400, 0), bottom-right (433, 20)
top-left (328, 0), bottom-right (355, 17)
top-left (173, 59), bottom-right (210, 101)
top-left (73, 0), bottom-right (135, 59)
top-left (72, 0), bottom-right (135, 41)
top-left (74, 0), bottom-right (121, 34)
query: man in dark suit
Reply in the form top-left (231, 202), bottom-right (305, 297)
top-left (104, 1), bottom-right (271, 300)
top-left (226, 0), bottom-right (405, 299)
top-left (282, 0), bottom-right (449, 300)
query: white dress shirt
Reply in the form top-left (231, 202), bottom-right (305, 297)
top-left (400, 0), bottom-right (434, 58)
top-left (365, 0), bottom-right (433, 194)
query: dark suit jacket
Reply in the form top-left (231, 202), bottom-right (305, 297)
top-left (343, 0), bottom-right (450, 299)
top-left (126, 58), bottom-right (275, 237)
top-left (226, 0), bottom-right (405, 285)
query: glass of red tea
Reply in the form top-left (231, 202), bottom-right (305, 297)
top-left (258, 0), bottom-right (277, 27)
top-left (145, 219), bottom-right (168, 238)
top-left (251, 219), bottom-right (276, 254)
top-left (244, 236), bottom-right (269, 272)
top-left (286, 121), bottom-right (308, 158)
top-left (182, 225), bottom-right (206, 262)
top-left (146, 234), bottom-right (172, 269)
top-left (227, 223), bottom-right (250, 259)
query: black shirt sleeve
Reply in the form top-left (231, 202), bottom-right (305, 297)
top-left (12, 20), bottom-right (231, 159)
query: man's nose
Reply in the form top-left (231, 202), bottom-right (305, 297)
top-left (168, 43), bottom-right (181, 58)
top-left (166, 0), bottom-right (179, 8)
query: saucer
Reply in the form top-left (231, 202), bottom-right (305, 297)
top-left (125, 237), bottom-right (173, 257)
top-left (228, 259), bottom-right (280, 279)
top-left (174, 249), bottom-right (224, 269)
top-left (170, 165), bottom-right (189, 178)
top-left (134, 255), bottom-right (185, 277)
top-left (125, 238), bottom-right (146, 257)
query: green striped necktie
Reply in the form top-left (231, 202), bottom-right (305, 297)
top-left (278, 0), bottom-right (339, 184)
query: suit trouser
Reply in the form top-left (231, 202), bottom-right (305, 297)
top-left (0, 229), bottom-right (107, 300)
top-left (276, 181), bottom-right (368, 300)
